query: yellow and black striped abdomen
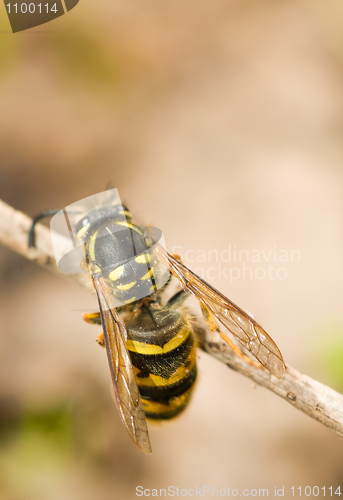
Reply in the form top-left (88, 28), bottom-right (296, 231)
top-left (126, 308), bottom-right (197, 420)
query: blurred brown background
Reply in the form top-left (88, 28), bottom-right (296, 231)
top-left (1, 0), bottom-right (343, 499)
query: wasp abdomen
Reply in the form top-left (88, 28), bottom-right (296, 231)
top-left (126, 309), bottom-right (197, 420)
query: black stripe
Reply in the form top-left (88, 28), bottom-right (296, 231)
top-left (128, 334), bottom-right (194, 379)
top-left (138, 365), bottom-right (197, 402)
top-left (145, 408), bottom-right (186, 420)
top-left (128, 309), bottom-right (184, 347)
top-left (144, 393), bottom-right (193, 420)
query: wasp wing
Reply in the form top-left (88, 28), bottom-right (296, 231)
top-left (92, 273), bottom-right (152, 453)
top-left (155, 246), bottom-right (285, 379)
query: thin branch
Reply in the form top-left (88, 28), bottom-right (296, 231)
top-left (203, 339), bottom-right (343, 438)
top-left (1, 198), bottom-right (343, 438)
top-left (0, 198), bottom-right (85, 287)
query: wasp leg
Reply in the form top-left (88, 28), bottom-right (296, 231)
top-left (166, 289), bottom-right (190, 307)
top-left (28, 209), bottom-right (61, 248)
top-left (153, 265), bottom-right (173, 298)
top-left (165, 253), bottom-right (186, 294)
top-left (83, 312), bottom-right (102, 325)
top-left (200, 302), bottom-right (262, 369)
top-left (172, 253), bottom-right (182, 261)
top-left (28, 207), bottom-right (84, 248)
top-left (83, 312), bottom-right (105, 347)
top-left (95, 332), bottom-right (105, 347)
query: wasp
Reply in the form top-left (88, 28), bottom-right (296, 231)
top-left (29, 193), bottom-right (285, 454)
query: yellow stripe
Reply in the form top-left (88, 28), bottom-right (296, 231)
top-left (119, 209), bottom-right (132, 217)
top-left (142, 386), bottom-right (193, 415)
top-left (108, 265), bottom-right (124, 281)
top-left (88, 231), bottom-right (98, 262)
top-left (127, 324), bottom-right (190, 355)
top-left (76, 223), bottom-right (90, 240)
top-left (140, 267), bottom-right (154, 280)
top-left (134, 342), bottom-right (196, 387)
top-left (117, 281), bottom-right (136, 291)
top-left (135, 253), bottom-right (152, 264)
top-left (116, 221), bottom-right (143, 235)
top-left (124, 297), bottom-right (136, 304)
